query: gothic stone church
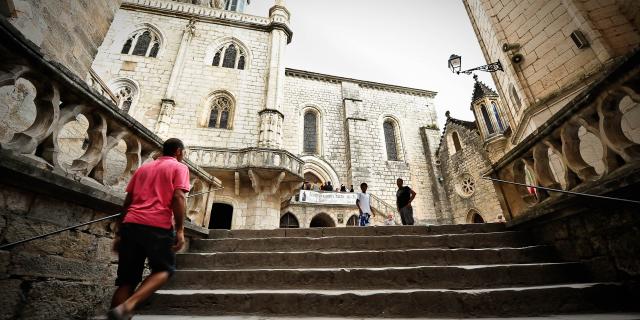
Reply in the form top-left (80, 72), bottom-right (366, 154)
top-left (89, 0), bottom-right (456, 229)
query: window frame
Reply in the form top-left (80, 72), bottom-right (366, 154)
top-left (381, 116), bottom-right (405, 162)
top-left (120, 27), bottom-right (163, 58)
top-left (203, 93), bottom-right (236, 130)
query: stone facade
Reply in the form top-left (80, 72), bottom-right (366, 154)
top-left (463, 0), bottom-right (640, 145)
top-left (6, 0), bottom-right (123, 78)
top-left (90, 0), bottom-right (443, 228)
top-left (437, 116), bottom-right (503, 224)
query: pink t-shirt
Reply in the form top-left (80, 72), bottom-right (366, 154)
top-left (123, 156), bottom-right (191, 230)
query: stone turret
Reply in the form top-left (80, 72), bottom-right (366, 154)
top-left (470, 75), bottom-right (509, 163)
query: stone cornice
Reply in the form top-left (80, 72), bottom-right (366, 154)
top-left (121, 0), bottom-right (293, 43)
top-left (285, 68), bottom-right (437, 98)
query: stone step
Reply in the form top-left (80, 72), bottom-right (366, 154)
top-left (191, 231), bottom-right (533, 253)
top-left (133, 314), bottom-right (640, 320)
top-left (208, 223), bottom-right (506, 239)
top-left (140, 283), bottom-right (628, 318)
top-left (177, 246), bottom-right (556, 269)
top-left (166, 262), bottom-right (587, 290)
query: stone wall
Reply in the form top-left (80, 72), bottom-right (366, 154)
top-left (437, 121), bottom-right (503, 224)
top-left (513, 190), bottom-right (640, 283)
top-left (7, 0), bottom-right (122, 78)
top-left (284, 203), bottom-right (361, 228)
top-left (463, 0), bottom-right (640, 143)
top-left (0, 183), bottom-right (117, 319)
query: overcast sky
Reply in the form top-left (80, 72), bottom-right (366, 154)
top-left (246, 0), bottom-right (497, 130)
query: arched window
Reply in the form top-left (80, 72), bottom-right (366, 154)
top-left (346, 215), bottom-right (359, 226)
top-left (452, 132), bottom-right (462, 152)
top-left (510, 84), bottom-right (522, 110)
top-left (121, 29), bottom-right (161, 58)
top-left (211, 43), bottom-right (247, 70)
top-left (480, 104), bottom-right (495, 135)
top-left (303, 111), bottom-right (318, 154)
top-left (491, 102), bottom-right (505, 132)
top-left (383, 120), bottom-right (400, 161)
top-left (279, 212), bottom-right (299, 228)
top-left (110, 79), bottom-right (139, 114)
top-left (207, 96), bottom-right (233, 129)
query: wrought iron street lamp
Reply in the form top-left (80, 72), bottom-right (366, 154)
top-left (448, 54), bottom-right (503, 75)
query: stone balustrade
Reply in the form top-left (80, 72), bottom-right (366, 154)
top-left (186, 146), bottom-right (304, 178)
top-left (488, 52), bottom-right (640, 221)
top-left (0, 19), bottom-right (220, 227)
top-left (86, 68), bottom-right (118, 105)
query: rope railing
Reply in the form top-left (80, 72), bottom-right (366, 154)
top-left (0, 188), bottom-right (223, 250)
top-left (483, 176), bottom-right (640, 205)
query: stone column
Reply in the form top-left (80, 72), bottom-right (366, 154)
top-left (258, 1), bottom-right (290, 148)
top-left (342, 81), bottom-right (370, 186)
top-left (155, 19), bottom-right (197, 137)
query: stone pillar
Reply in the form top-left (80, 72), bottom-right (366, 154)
top-left (155, 19), bottom-right (197, 137)
top-left (245, 170), bottom-right (288, 229)
top-left (342, 81), bottom-right (369, 186)
top-left (258, 1), bottom-right (291, 148)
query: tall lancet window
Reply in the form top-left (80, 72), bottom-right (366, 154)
top-left (480, 104), bottom-right (495, 135)
top-left (491, 102), bottom-right (505, 132)
top-left (384, 120), bottom-right (399, 161)
top-left (303, 111), bottom-right (318, 154)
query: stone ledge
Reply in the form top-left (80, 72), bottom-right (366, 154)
top-left (0, 150), bottom-right (124, 214)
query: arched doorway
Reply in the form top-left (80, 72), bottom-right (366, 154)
top-left (346, 215), bottom-right (358, 227)
top-left (310, 213), bottom-right (336, 228)
top-left (466, 209), bottom-right (485, 224)
top-left (304, 172), bottom-right (323, 185)
top-left (280, 212), bottom-right (300, 228)
top-left (208, 203), bottom-right (233, 229)
top-left (472, 213), bottom-right (485, 223)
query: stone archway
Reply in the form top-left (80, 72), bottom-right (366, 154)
top-left (466, 209), bottom-right (485, 224)
top-left (280, 212), bottom-right (300, 228)
top-left (346, 215), bottom-right (359, 227)
top-left (309, 213), bottom-right (336, 228)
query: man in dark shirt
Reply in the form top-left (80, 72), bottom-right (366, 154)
top-left (396, 178), bottom-right (416, 225)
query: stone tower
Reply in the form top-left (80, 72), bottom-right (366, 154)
top-left (470, 75), bottom-right (509, 163)
top-left (463, 0), bottom-right (640, 144)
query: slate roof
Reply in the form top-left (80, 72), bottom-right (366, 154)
top-left (471, 76), bottom-right (498, 104)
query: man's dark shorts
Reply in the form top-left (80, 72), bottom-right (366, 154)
top-left (115, 223), bottom-right (176, 286)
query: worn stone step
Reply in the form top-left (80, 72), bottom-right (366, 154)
top-left (208, 224), bottom-right (507, 239)
top-left (133, 314), bottom-right (640, 320)
top-left (177, 246), bottom-right (556, 270)
top-left (166, 262), bottom-right (587, 290)
top-left (191, 231), bottom-right (533, 253)
top-left (141, 283), bottom-right (628, 318)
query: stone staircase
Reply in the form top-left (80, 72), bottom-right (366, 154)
top-left (139, 224), bottom-right (633, 318)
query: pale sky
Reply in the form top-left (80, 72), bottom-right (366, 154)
top-left (246, 0), bottom-right (497, 131)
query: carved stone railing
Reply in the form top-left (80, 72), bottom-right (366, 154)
top-left (370, 193), bottom-right (402, 225)
top-left (488, 51), bottom-right (640, 221)
top-left (86, 68), bottom-right (118, 105)
top-left (0, 19), bottom-right (220, 227)
top-left (186, 146), bottom-right (304, 177)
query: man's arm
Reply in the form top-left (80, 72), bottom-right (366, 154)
top-left (172, 189), bottom-right (187, 252)
top-left (408, 189), bottom-right (417, 206)
top-left (112, 192), bottom-right (133, 253)
top-left (356, 199), bottom-right (362, 213)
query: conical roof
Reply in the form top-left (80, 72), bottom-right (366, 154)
top-left (471, 75), bottom-right (498, 104)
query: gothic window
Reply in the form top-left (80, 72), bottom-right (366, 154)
top-left (303, 111), bottom-right (318, 154)
top-left (211, 43), bottom-right (247, 70)
top-left (491, 102), bottom-right (505, 132)
top-left (510, 84), bottom-right (522, 110)
top-left (480, 104), bottom-right (495, 135)
top-left (207, 96), bottom-right (233, 129)
top-left (279, 212), bottom-right (299, 228)
top-left (225, 0), bottom-right (246, 12)
top-left (121, 29), bottom-right (161, 58)
top-left (383, 120), bottom-right (399, 161)
top-left (452, 132), bottom-right (462, 152)
top-left (112, 82), bottom-right (138, 114)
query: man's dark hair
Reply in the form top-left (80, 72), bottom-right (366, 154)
top-left (360, 182), bottom-right (367, 188)
top-left (163, 138), bottom-right (185, 156)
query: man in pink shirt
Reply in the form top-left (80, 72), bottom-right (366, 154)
top-left (108, 138), bottom-right (190, 320)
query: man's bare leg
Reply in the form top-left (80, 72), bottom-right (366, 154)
top-left (118, 271), bottom-right (171, 314)
top-left (111, 285), bottom-right (135, 308)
